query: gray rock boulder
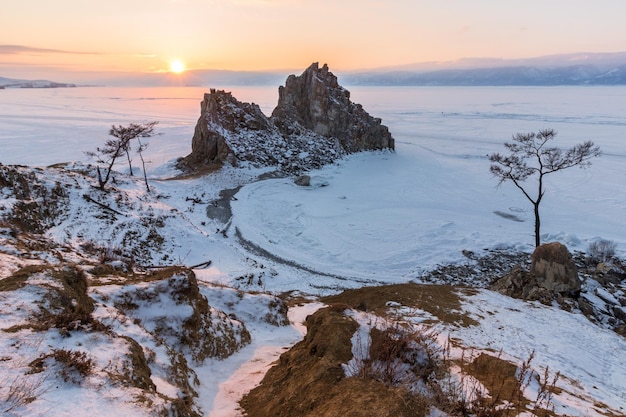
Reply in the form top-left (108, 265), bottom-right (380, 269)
top-left (294, 175), bottom-right (311, 186)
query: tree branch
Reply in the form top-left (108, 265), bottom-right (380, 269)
top-left (83, 194), bottom-right (126, 216)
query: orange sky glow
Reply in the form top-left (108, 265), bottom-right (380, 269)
top-left (2, 0), bottom-right (626, 80)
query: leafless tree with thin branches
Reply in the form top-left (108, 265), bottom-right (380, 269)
top-left (489, 129), bottom-right (600, 247)
top-left (85, 121), bottom-right (157, 191)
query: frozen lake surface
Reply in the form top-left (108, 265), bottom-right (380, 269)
top-left (3, 85), bottom-right (626, 166)
top-left (2, 85), bottom-right (626, 268)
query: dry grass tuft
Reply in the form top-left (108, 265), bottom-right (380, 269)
top-left (1, 374), bottom-right (48, 413)
top-left (29, 349), bottom-right (95, 385)
top-left (0, 265), bottom-right (48, 292)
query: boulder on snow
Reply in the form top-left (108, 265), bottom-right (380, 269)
top-left (491, 242), bottom-right (581, 303)
top-left (531, 242), bottom-right (581, 295)
top-left (177, 63), bottom-right (394, 174)
top-left (294, 175), bottom-right (311, 186)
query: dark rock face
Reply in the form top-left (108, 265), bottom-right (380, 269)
top-left (272, 63), bottom-right (394, 152)
top-left (178, 63), bottom-right (394, 174)
top-left (491, 242), bottom-right (581, 303)
top-left (182, 89), bottom-right (279, 168)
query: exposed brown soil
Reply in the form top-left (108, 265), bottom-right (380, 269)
top-left (243, 285), bottom-right (567, 417)
top-left (465, 353), bottom-right (528, 411)
top-left (0, 265), bottom-right (49, 292)
top-left (322, 283), bottom-right (479, 327)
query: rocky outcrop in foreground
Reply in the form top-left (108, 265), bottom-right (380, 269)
top-left (490, 242), bottom-right (581, 302)
top-left (490, 242), bottom-right (626, 336)
top-left (241, 307), bottom-right (429, 417)
top-left (178, 63), bottom-right (394, 174)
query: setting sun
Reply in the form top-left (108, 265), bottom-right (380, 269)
top-left (169, 59), bottom-right (185, 74)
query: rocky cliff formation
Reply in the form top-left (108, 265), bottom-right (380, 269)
top-left (178, 63), bottom-right (394, 174)
top-left (271, 63), bottom-right (394, 152)
top-left (182, 89), bottom-right (276, 167)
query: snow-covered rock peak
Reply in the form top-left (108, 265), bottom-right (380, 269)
top-left (178, 63), bottom-right (394, 174)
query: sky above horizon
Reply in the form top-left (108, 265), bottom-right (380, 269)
top-left (2, 0), bottom-right (626, 81)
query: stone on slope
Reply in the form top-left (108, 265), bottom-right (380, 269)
top-left (531, 242), bottom-right (580, 295)
top-left (491, 242), bottom-right (581, 303)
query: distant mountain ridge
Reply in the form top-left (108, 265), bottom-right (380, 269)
top-left (367, 51), bottom-right (626, 72)
top-left (341, 52), bottom-right (626, 86)
top-left (91, 51), bottom-right (626, 86)
top-left (342, 63), bottom-right (626, 86)
top-left (0, 76), bottom-right (76, 88)
top-left (4, 52), bottom-right (626, 87)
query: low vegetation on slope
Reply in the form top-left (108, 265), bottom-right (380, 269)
top-left (245, 284), bottom-right (626, 417)
top-left (0, 254), bottom-right (257, 415)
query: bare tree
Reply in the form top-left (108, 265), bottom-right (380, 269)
top-left (86, 121), bottom-right (158, 191)
top-left (136, 136), bottom-right (151, 192)
top-left (489, 129), bottom-right (600, 247)
top-left (85, 136), bottom-right (130, 191)
top-left (109, 121), bottom-right (158, 176)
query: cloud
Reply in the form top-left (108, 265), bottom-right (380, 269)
top-left (0, 45), bottom-right (98, 55)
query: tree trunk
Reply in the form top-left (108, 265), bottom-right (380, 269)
top-left (97, 166), bottom-right (105, 191)
top-left (534, 202), bottom-right (541, 247)
top-left (142, 168), bottom-right (150, 193)
top-left (137, 139), bottom-right (150, 192)
top-left (126, 149), bottom-right (134, 176)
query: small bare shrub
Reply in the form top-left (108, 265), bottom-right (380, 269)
top-left (369, 322), bottom-right (442, 388)
top-left (587, 239), bottom-right (617, 263)
top-left (50, 349), bottom-right (95, 384)
top-left (530, 364), bottom-right (561, 415)
top-left (1, 375), bottom-right (47, 413)
top-left (39, 267), bottom-right (95, 331)
top-left (346, 317), bottom-right (443, 392)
